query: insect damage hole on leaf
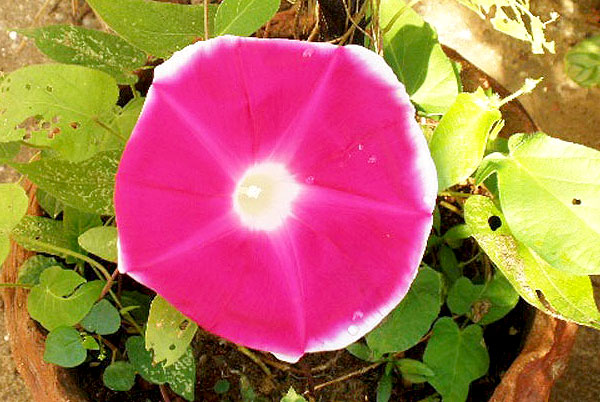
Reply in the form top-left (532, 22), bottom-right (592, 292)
top-left (488, 215), bottom-right (502, 231)
top-left (572, 198), bottom-right (582, 205)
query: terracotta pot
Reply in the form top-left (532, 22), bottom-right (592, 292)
top-left (1, 48), bottom-right (578, 402)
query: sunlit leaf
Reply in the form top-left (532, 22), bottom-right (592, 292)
top-left (215, 0), bottom-right (279, 37)
top-left (146, 296), bottom-right (198, 367)
top-left (27, 266), bottom-right (103, 330)
top-left (465, 195), bottom-right (600, 329)
top-left (19, 25), bottom-right (147, 85)
top-left (112, 97), bottom-right (144, 140)
top-left (380, 0), bottom-right (459, 114)
top-left (12, 216), bottom-right (80, 259)
top-left (281, 387), bottom-right (307, 402)
top-left (477, 133), bottom-right (600, 275)
top-left (87, 0), bottom-right (216, 58)
top-left (0, 183), bottom-right (28, 264)
top-left (429, 89), bottom-right (502, 191)
top-left (0, 64), bottom-right (120, 161)
top-left (423, 318), bottom-right (489, 402)
top-left (0, 142), bottom-right (20, 162)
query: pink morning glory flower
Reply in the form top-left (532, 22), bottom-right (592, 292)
top-left (115, 36), bottom-right (437, 363)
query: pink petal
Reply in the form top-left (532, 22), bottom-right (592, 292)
top-left (115, 36), bottom-right (436, 362)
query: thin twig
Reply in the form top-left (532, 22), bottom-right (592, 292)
top-left (309, 362), bottom-right (382, 393)
top-left (159, 384), bottom-right (172, 402)
top-left (439, 200), bottom-right (463, 217)
top-left (236, 345), bottom-right (272, 376)
top-left (307, 1), bottom-right (320, 42)
top-left (311, 350), bottom-right (343, 372)
top-left (203, 0), bottom-right (210, 40)
top-left (98, 268), bottom-right (119, 301)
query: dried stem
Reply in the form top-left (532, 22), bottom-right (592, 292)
top-left (203, 0), bottom-right (210, 40)
top-left (98, 268), bottom-right (119, 301)
top-left (309, 361), bottom-right (382, 393)
top-left (236, 345), bottom-right (272, 377)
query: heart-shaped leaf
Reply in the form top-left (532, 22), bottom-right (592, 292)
top-left (423, 318), bottom-right (489, 402)
top-left (43, 326), bottom-right (87, 368)
top-left (27, 266), bottom-right (103, 330)
top-left (103, 361), bottom-right (136, 392)
top-left (565, 35), bottom-right (600, 87)
top-left (81, 299), bottom-right (121, 335)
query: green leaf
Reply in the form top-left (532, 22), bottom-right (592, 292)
top-left (395, 358), bottom-right (434, 384)
top-left (478, 133), bottom-right (600, 275)
top-left (565, 35), bottom-right (600, 87)
top-left (0, 183), bottom-right (28, 264)
top-left (113, 97), bottom-right (144, 140)
top-left (146, 296), bottom-right (198, 367)
top-left (87, 0), bottom-right (216, 58)
top-left (464, 195), bottom-right (600, 329)
top-left (81, 299), bottom-right (121, 335)
top-left (126, 336), bottom-right (196, 400)
top-left (12, 150), bottom-right (120, 215)
top-left (11, 216), bottom-right (79, 258)
top-left (447, 274), bottom-right (519, 325)
top-left (281, 387), bottom-right (307, 402)
top-left (423, 318), bottom-right (489, 402)
top-left (439, 245), bottom-right (461, 284)
top-left (126, 335), bottom-right (167, 384)
top-left (0, 142), bottom-right (20, 162)
top-left (27, 266), bottom-right (103, 330)
top-left (214, 379), bottom-right (231, 395)
top-left (346, 342), bottom-right (377, 362)
top-left (380, 0), bottom-right (459, 114)
top-left (366, 266), bottom-right (442, 355)
top-left (43, 326), bottom-right (87, 368)
top-left (121, 290), bottom-right (151, 322)
top-left (36, 189), bottom-right (63, 219)
top-left (429, 89), bottom-right (502, 191)
top-left (376, 373), bottom-right (393, 402)
top-left (19, 25), bottom-right (147, 85)
top-left (0, 64), bottom-right (120, 161)
top-left (215, 0), bottom-right (278, 37)
top-left (78, 226), bottom-right (118, 262)
top-left (103, 361), bottom-right (136, 392)
top-left (18, 255), bottom-right (61, 285)
top-left (63, 207), bottom-right (102, 262)
top-left (81, 334), bottom-right (100, 350)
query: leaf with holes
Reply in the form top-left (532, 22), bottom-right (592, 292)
top-left (465, 195), bottom-right (600, 329)
top-left (87, 0), bottom-right (216, 58)
top-left (27, 266), bottom-right (104, 330)
top-left (366, 266), bottom-right (442, 356)
top-left (0, 64), bottom-right (120, 161)
top-left (79, 226), bottom-right (118, 262)
top-left (477, 133), bottom-right (600, 275)
top-left (12, 150), bottom-right (120, 215)
top-left (81, 299), bottom-right (121, 335)
top-left (146, 296), bottom-right (198, 367)
top-left (447, 274), bottom-right (519, 325)
top-left (11, 216), bottom-right (81, 259)
top-left (18, 255), bottom-right (61, 285)
top-left (126, 336), bottom-right (196, 401)
top-left (44, 326), bottom-right (87, 368)
top-left (429, 89), bottom-right (502, 191)
top-left (103, 361), bottom-right (136, 391)
top-left (19, 25), bottom-right (147, 85)
top-left (0, 183), bottom-right (28, 265)
top-left (380, 0), bottom-right (459, 114)
top-left (215, 0), bottom-right (279, 37)
top-left (565, 35), bottom-right (600, 87)
top-left (423, 318), bottom-right (489, 402)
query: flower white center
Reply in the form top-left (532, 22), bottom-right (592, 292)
top-left (233, 162), bottom-right (300, 231)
